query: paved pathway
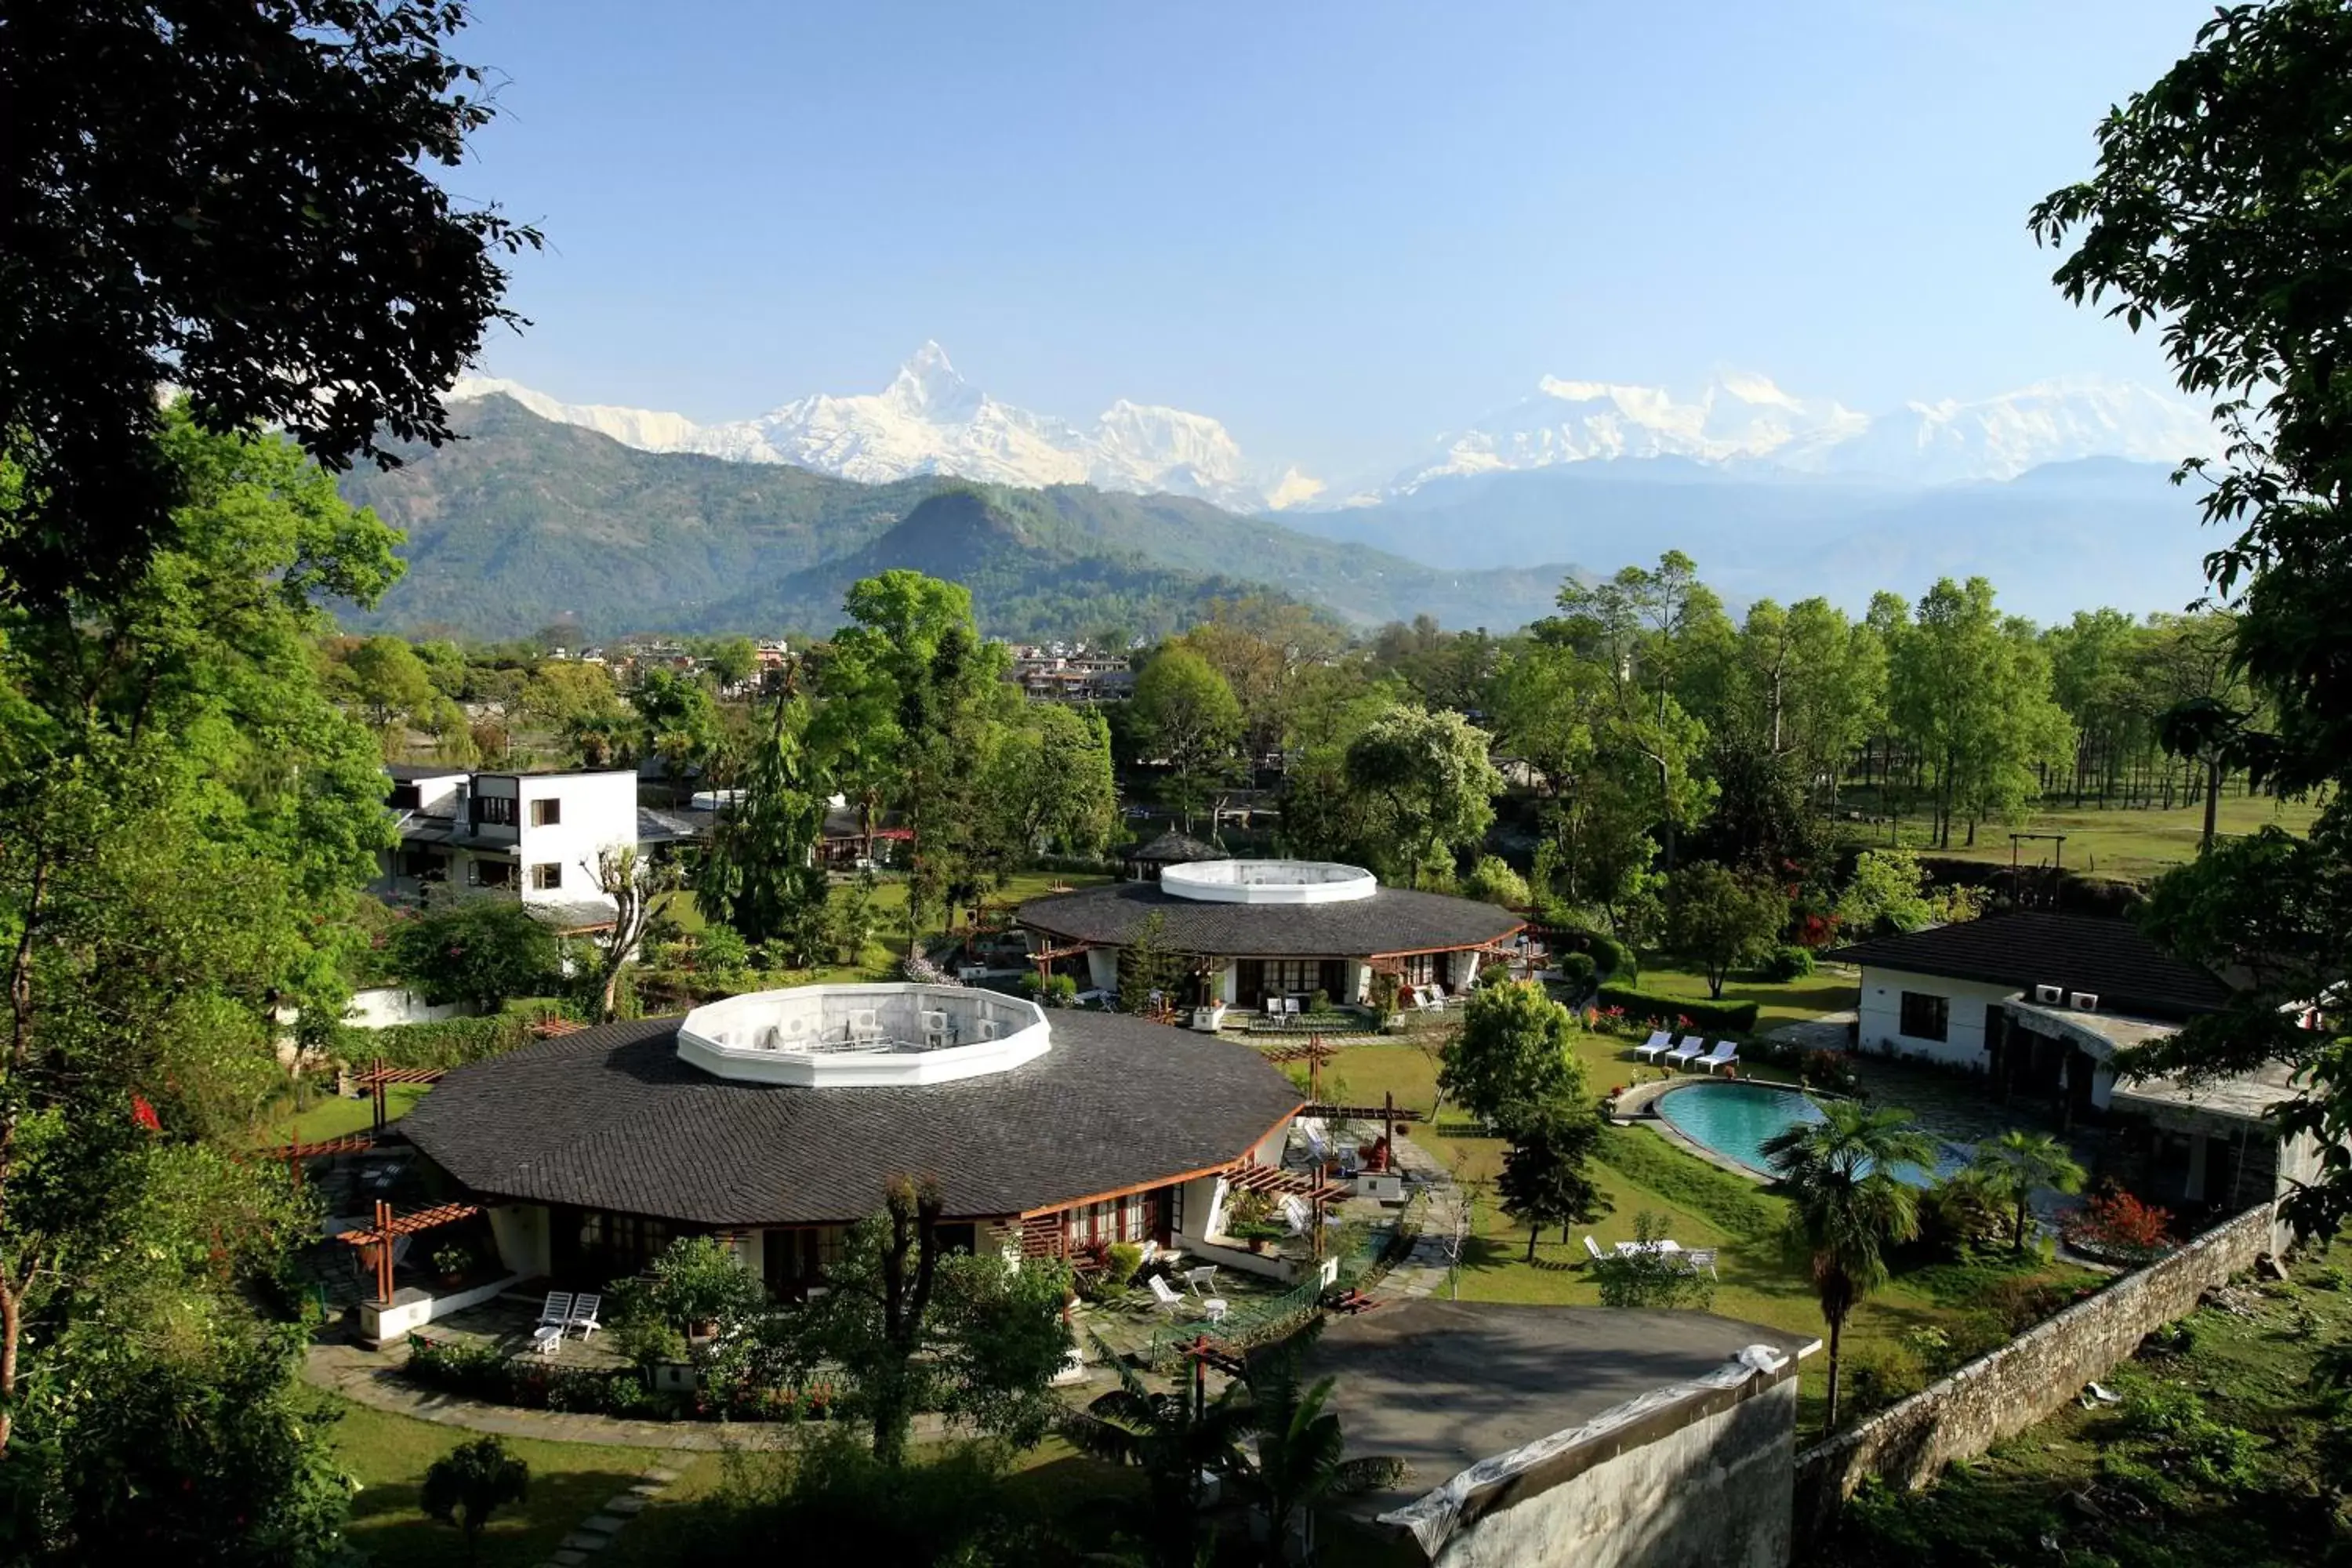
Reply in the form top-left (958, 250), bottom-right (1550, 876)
top-left (537, 1464), bottom-right (681, 1568)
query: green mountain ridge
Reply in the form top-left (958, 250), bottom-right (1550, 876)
top-left (336, 394), bottom-right (1573, 637)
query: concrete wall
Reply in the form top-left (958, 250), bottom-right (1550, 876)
top-left (1386, 1354), bottom-right (1802, 1568)
top-left (487, 1203), bottom-right (552, 1279)
top-left (1792, 1200), bottom-right (2278, 1544)
top-left (1855, 967), bottom-right (2014, 1071)
top-left (344, 986), bottom-right (472, 1029)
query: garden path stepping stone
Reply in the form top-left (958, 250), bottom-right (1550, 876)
top-left (604, 1494), bottom-right (649, 1515)
top-left (558, 1531), bottom-right (609, 1552)
top-left (579, 1514), bottom-right (626, 1534)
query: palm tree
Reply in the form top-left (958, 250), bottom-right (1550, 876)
top-left (1225, 1353), bottom-right (1409, 1566)
top-left (1061, 1332), bottom-right (1252, 1567)
top-left (1760, 1100), bottom-right (1937, 1433)
top-left (1966, 1129), bottom-right (2087, 1255)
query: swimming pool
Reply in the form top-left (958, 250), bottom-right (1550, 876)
top-left (1653, 1081), bottom-right (1969, 1185)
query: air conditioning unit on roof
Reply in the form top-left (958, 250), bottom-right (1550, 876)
top-left (2034, 984), bottom-right (2064, 1004)
top-left (2071, 992), bottom-right (2100, 1012)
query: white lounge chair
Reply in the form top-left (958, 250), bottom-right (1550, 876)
top-left (1632, 1030), bottom-right (1675, 1064)
top-left (568, 1292), bottom-right (603, 1339)
top-left (1584, 1236), bottom-right (1608, 1263)
top-left (1664, 1038), bottom-right (1708, 1069)
top-left (1681, 1248), bottom-right (1719, 1279)
top-left (1183, 1264), bottom-right (1220, 1298)
top-left (1279, 1194), bottom-right (1312, 1236)
top-left (1616, 1238), bottom-right (1683, 1257)
top-left (1147, 1275), bottom-right (1189, 1317)
top-left (535, 1290), bottom-right (575, 1330)
top-left (1697, 1040), bottom-right (1740, 1074)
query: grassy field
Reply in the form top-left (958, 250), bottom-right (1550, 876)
top-left (317, 1394), bottom-right (724, 1568)
top-left (1834, 789), bottom-right (2323, 883)
top-left (1323, 1034), bottom-right (2100, 1436)
top-left (1819, 1244), bottom-right (2352, 1566)
top-left (259, 1080), bottom-right (432, 1146)
top-left (1627, 961), bottom-right (1860, 1031)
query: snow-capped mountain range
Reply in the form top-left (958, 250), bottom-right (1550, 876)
top-left (452, 344), bottom-right (2218, 511)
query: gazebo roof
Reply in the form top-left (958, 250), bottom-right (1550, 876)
top-left (399, 1009), bottom-right (1303, 1228)
top-left (1125, 829), bottom-right (1229, 866)
top-left (1019, 879), bottom-right (1525, 959)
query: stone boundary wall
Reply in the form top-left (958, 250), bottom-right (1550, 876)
top-left (1792, 1200), bottom-right (2277, 1544)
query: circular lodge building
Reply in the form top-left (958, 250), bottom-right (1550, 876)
top-left (1018, 858), bottom-right (1527, 1014)
top-left (397, 982), bottom-right (1305, 1298)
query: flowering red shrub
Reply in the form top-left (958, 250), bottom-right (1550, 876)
top-left (2062, 1188), bottom-right (2176, 1263)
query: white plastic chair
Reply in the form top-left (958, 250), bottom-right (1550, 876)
top-left (1682, 1248), bottom-right (1719, 1279)
top-left (1183, 1264), bottom-right (1220, 1298)
top-left (1583, 1236), bottom-right (1608, 1263)
top-left (1147, 1276), bottom-right (1189, 1317)
top-left (1699, 1040), bottom-right (1740, 1074)
top-left (1664, 1038), bottom-right (1707, 1069)
top-left (568, 1292), bottom-right (603, 1339)
top-left (536, 1290), bottom-right (575, 1329)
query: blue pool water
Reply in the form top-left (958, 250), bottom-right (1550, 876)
top-left (1653, 1082), bottom-right (1969, 1185)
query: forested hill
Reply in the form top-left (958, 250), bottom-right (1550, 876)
top-left (337, 394), bottom-right (1573, 638)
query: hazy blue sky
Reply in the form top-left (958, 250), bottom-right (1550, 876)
top-left (454, 0), bottom-right (2220, 477)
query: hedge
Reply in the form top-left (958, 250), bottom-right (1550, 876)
top-left (404, 1334), bottom-right (835, 1424)
top-left (1592, 984), bottom-right (1759, 1035)
top-left (329, 1006), bottom-right (572, 1071)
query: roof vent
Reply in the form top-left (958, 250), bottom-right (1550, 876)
top-left (2034, 984), bottom-right (2064, 1004)
top-left (2070, 991), bottom-right (2100, 1012)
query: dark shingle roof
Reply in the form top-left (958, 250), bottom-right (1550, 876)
top-left (1126, 830), bottom-right (1229, 866)
top-left (1826, 913), bottom-right (2233, 1018)
top-left (398, 1011), bottom-right (1303, 1227)
top-left (1018, 881), bottom-right (1523, 957)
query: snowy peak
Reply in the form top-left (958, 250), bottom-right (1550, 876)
top-left (1390, 369), bottom-right (2209, 493)
top-left (452, 346), bottom-right (1286, 511)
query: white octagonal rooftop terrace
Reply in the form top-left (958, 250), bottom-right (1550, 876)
top-left (677, 983), bottom-right (1051, 1087)
top-left (1160, 858), bottom-right (1377, 905)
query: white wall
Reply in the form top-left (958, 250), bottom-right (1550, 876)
top-left (515, 771), bottom-right (639, 909)
top-left (344, 987), bottom-right (473, 1029)
top-left (1855, 967), bottom-right (2016, 1073)
top-left (487, 1203), bottom-right (552, 1279)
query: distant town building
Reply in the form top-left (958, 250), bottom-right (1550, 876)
top-left (1007, 643), bottom-right (1133, 704)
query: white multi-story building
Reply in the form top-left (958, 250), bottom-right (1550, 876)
top-left (379, 766), bottom-right (699, 927)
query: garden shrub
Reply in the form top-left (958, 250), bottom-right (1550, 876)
top-left (403, 1334), bottom-right (833, 1424)
top-left (1592, 985), bottom-right (1759, 1035)
top-left (332, 1011), bottom-right (543, 1071)
top-left (2061, 1187), bottom-right (2176, 1265)
top-left (1588, 935), bottom-right (1632, 981)
top-left (1555, 951), bottom-right (1596, 992)
top-left (1587, 1212), bottom-right (1715, 1311)
top-left (1757, 944), bottom-right (1815, 982)
top-left (1842, 1341), bottom-right (1929, 1414)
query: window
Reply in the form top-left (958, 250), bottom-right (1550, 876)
top-left (467, 858), bottom-right (515, 889)
top-left (531, 862), bottom-right (562, 891)
top-left (1899, 990), bottom-right (1951, 1042)
top-left (530, 797), bottom-right (561, 826)
top-left (388, 783), bottom-right (421, 810)
top-left (471, 793), bottom-right (516, 829)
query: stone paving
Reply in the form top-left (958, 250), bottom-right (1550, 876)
top-left (535, 1465), bottom-right (682, 1568)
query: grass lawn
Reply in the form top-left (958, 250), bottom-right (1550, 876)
top-left (1625, 961), bottom-right (1860, 1032)
top-left (1321, 1035), bottom-right (2100, 1437)
top-left (1818, 1243), bottom-right (2352, 1566)
top-left (317, 1393), bottom-right (722, 1568)
top-left (256, 1081), bottom-right (432, 1147)
top-left (1833, 789), bottom-right (2321, 883)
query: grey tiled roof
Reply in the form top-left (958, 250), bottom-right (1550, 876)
top-left (398, 1011), bottom-right (1304, 1227)
top-left (1127, 830), bottom-right (1228, 865)
top-left (1827, 912), bottom-right (2233, 1018)
top-left (1018, 881), bottom-right (1524, 958)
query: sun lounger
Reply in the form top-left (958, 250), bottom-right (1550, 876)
top-left (1183, 1265), bottom-right (1220, 1298)
top-left (536, 1290), bottom-right (575, 1330)
top-left (1279, 1194), bottom-right (1312, 1236)
top-left (1681, 1247), bottom-right (1719, 1279)
top-left (1147, 1275), bottom-right (1189, 1317)
top-left (1697, 1040), bottom-right (1740, 1074)
top-left (567, 1292), bottom-right (603, 1339)
top-left (1664, 1038), bottom-right (1708, 1069)
top-left (1584, 1236), bottom-right (1609, 1263)
top-left (1632, 1030), bottom-right (1675, 1064)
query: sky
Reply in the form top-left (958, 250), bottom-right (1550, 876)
top-left (452, 0), bottom-right (2223, 480)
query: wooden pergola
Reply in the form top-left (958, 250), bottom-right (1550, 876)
top-left (1260, 1035), bottom-right (1339, 1097)
top-left (353, 1059), bottom-right (448, 1135)
top-left (258, 1131), bottom-right (377, 1191)
top-left (1299, 1091), bottom-right (1419, 1172)
top-left (336, 1199), bottom-right (481, 1305)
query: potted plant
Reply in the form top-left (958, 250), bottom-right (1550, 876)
top-left (433, 1244), bottom-right (470, 1288)
top-left (1225, 1189), bottom-right (1286, 1254)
